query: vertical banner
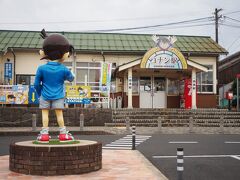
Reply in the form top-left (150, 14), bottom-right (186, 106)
top-left (100, 62), bottom-right (112, 96)
top-left (65, 85), bottom-right (91, 104)
top-left (28, 85), bottom-right (39, 104)
top-left (4, 63), bottom-right (13, 84)
top-left (184, 79), bottom-right (192, 109)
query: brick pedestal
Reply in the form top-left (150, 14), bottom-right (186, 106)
top-left (9, 140), bottom-right (102, 176)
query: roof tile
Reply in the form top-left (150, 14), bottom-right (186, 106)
top-left (0, 30), bottom-right (227, 54)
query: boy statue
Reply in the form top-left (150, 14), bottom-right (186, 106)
top-left (34, 29), bottom-right (75, 142)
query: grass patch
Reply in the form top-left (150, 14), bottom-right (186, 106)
top-left (32, 139), bottom-right (80, 145)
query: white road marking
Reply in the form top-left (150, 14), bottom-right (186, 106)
top-left (102, 146), bottom-right (131, 150)
top-left (231, 155), bottom-right (240, 161)
top-left (169, 141), bottom-right (198, 144)
top-left (103, 134), bottom-right (151, 150)
top-left (126, 135), bottom-right (151, 138)
top-left (106, 144), bottom-right (132, 147)
top-left (111, 142), bottom-right (141, 145)
top-left (114, 140), bottom-right (143, 143)
top-left (225, 141), bottom-right (240, 144)
top-left (153, 155), bottom-right (240, 159)
top-left (122, 137), bottom-right (150, 140)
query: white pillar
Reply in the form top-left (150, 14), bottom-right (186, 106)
top-left (128, 68), bottom-right (133, 108)
top-left (191, 68), bottom-right (197, 109)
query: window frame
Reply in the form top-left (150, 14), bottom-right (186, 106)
top-left (197, 65), bottom-right (214, 94)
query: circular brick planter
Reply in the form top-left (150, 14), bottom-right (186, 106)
top-left (9, 140), bottom-right (102, 176)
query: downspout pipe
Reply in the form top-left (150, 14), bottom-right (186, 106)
top-left (101, 51), bottom-right (105, 62)
top-left (10, 48), bottom-right (16, 85)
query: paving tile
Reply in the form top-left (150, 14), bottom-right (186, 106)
top-left (0, 149), bottom-right (167, 180)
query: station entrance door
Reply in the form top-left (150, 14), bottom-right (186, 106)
top-left (139, 76), bottom-right (166, 108)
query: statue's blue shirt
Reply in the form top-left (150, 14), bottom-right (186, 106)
top-left (34, 61), bottom-right (74, 100)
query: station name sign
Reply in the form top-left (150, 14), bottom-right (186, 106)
top-left (140, 35), bottom-right (187, 69)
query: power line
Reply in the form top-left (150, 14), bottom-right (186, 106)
top-left (224, 16), bottom-right (240, 23)
top-left (227, 35), bottom-right (240, 51)
top-left (93, 16), bottom-right (213, 32)
top-left (220, 22), bottom-right (240, 28)
top-left (0, 15), bottom-right (213, 25)
top-left (223, 10), bottom-right (240, 15)
top-left (109, 22), bottom-right (215, 33)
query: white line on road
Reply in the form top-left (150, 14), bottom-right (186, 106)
top-left (111, 142), bottom-right (140, 145)
top-left (153, 155), bottom-right (240, 159)
top-left (106, 144), bottom-right (132, 147)
top-left (168, 141), bottom-right (198, 144)
top-left (102, 147), bottom-right (131, 150)
top-left (231, 156), bottom-right (240, 161)
top-left (126, 135), bottom-right (151, 138)
top-left (114, 140), bottom-right (144, 143)
top-left (122, 137), bottom-right (150, 140)
top-left (225, 142), bottom-right (240, 144)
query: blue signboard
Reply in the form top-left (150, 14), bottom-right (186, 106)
top-left (28, 85), bottom-right (39, 104)
top-left (4, 63), bottom-right (12, 79)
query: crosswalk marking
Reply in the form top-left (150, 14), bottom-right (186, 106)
top-left (103, 135), bottom-right (151, 150)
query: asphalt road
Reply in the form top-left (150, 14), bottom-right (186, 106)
top-left (1, 134), bottom-right (240, 180)
top-left (137, 134), bottom-right (240, 180)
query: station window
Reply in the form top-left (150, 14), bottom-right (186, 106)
top-left (168, 79), bottom-right (179, 95)
top-left (197, 65), bottom-right (213, 93)
top-left (16, 75), bottom-right (35, 85)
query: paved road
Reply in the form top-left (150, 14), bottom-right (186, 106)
top-left (1, 134), bottom-right (240, 180)
top-left (137, 134), bottom-right (240, 180)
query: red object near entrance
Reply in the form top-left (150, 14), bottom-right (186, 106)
top-left (184, 79), bottom-right (192, 109)
top-left (225, 92), bottom-right (233, 100)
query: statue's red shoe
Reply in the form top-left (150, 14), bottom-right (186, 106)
top-left (37, 134), bottom-right (50, 143)
top-left (58, 132), bottom-right (74, 142)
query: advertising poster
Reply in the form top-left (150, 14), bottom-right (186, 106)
top-left (0, 85), bottom-right (28, 104)
top-left (65, 85), bottom-right (91, 104)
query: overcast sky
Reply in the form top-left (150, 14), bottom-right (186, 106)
top-left (0, 0), bottom-right (240, 57)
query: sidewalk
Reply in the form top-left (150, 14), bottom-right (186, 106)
top-left (0, 126), bottom-right (240, 135)
top-left (0, 149), bottom-right (168, 180)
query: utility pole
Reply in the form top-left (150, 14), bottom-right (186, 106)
top-left (215, 8), bottom-right (223, 43)
top-left (214, 8), bottom-right (223, 102)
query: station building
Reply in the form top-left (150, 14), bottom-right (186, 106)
top-left (0, 30), bottom-right (227, 108)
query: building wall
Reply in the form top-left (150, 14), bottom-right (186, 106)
top-left (219, 62), bottom-right (240, 86)
top-left (167, 96), bottom-right (180, 108)
top-left (76, 54), bottom-right (141, 66)
top-left (15, 51), bottom-right (45, 75)
top-left (0, 51), bottom-right (140, 85)
top-left (197, 94), bottom-right (217, 108)
top-left (123, 93), bottom-right (139, 108)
